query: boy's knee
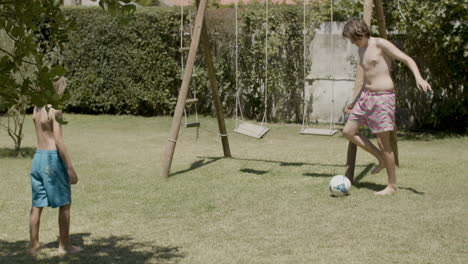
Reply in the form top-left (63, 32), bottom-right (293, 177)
top-left (59, 204), bottom-right (71, 211)
top-left (30, 207), bottom-right (43, 215)
top-left (376, 139), bottom-right (385, 150)
top-left (342, 128), bottom-right (354, 139)
top-left (376, 133), bottom-right (392, 151)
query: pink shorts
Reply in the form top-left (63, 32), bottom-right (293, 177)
top-left (348, 89), bottom-right (396, 134)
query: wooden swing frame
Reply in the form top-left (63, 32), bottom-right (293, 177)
top-left (161, 0), bottom-right (231, 177)
top-left (162, 0), bottom-right (399, 178)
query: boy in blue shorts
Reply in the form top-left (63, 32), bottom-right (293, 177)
top-left (29, 77), bottom-right (81, 254)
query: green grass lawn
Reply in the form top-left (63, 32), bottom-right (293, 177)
top-left (0, 115), bottom-right (467, 264)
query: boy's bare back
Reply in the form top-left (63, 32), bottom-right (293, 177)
top-left (33, 106), bottom-right (60, 151)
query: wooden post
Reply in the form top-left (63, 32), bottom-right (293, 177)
top-left (161, 0), bottom-right (232, 177)
top-left (345, 0), bottom-right (373, 182)
top-left (161, 0), bottom-right (209, 177)
top-left (200, 20), bottom-right (231, 157)
top-left (345, 142), bottom-right (358, 182)
top-left (374, 0), bottom-right (399, 166)
top-left (374, 0), bottom-right (387, 38)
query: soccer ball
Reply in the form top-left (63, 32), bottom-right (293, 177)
top-left (329, 175), bottom-right (351, 197)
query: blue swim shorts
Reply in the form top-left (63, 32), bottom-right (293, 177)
top-left (30, 150), bottom-right (71, 208)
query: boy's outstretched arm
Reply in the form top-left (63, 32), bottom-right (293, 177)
top-left (378, 38), bottom-right (432, 92)
top-left (52, 109), bottom-right (78, 184)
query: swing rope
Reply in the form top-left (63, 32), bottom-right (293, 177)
top-left (301, 0), bottom-right (308, 131)
top-left (329, 0), bottom-right (336, 132)
top-left (235, 0), bottom-right (269, 128)
top-left (261, 0), bottom-right (269, 127)
top-left (180, 0), bottom-right (184, 77)
top-left (301, 0), bottom-right (336, 133)
top-left (235, 0), bottom-right (244, 127)
top-left (180, 1), bottom-right (199, 127)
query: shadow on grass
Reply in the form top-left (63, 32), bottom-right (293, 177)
top-left (303, 162), bottom-right (375, 179)
top-left (0, 233), bottom-right (184, 264)
top-left (198, 156), bottom-right (369, 168)
top-left (398, 187), bottom-right (425, 194)
top-left (170, 157), bottom-right (223, 177)
top-left (354, 163), bottom-right (375, 183)
top-left (0, 147), bottom-right (35, 159)
top-left (240, 168), bottom-right (268, 175)
top-left (170, 156), bottom-right (361, 177)
top-left (352, 164), bottom-right (425, 194)
top-left (354, 182), bottom-right (424, 194)
top-left (303, 172), bottom-right (335, 178)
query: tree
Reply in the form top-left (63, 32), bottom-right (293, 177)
top-left (0, 96), bottom-right (27, 153)
top-left (0, 0), bottom-right (136, 114)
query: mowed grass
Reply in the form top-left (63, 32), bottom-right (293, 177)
top-left (0, 114), bottom-right (467, 264)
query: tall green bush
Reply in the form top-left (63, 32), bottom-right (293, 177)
top-left (63, 8), bottom-right (181, 115)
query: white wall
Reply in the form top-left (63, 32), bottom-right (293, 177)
top-left (305, 22), bottom-right (358, 124)
top-left (63, 0), bottom-right (100, 6)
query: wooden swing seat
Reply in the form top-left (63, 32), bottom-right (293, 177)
top-left (186, 122), bottom-right (200, 128)
top-left (300, 128), bottom-right (337, 136)
top-left (234, 122), bottom-right (270, 139)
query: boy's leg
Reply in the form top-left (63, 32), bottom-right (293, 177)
top-left (58, 204), bottom-right (82, 254)
top-left (343, 120), bottom-right (385, 173)
top-left (375, 131), bottom-right (397, 195)
top-left (29, 207), bottom-right (43, 253)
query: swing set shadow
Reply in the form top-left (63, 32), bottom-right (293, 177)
top-left (170, 157), bottom-right (425, 195)
top-left (169, 155), bottom-right (370, 178)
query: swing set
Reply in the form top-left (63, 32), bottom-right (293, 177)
top-left (161, 0), bottom-right (399, 178)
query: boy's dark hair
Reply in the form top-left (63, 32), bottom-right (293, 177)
top-left (342, 17), bottom-right (370, 40)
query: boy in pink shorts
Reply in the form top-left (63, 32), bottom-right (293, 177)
top-left (342, 18), bottom-right (432, 195)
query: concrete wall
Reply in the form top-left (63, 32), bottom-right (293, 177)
top-left (305, 22), bottom-right (358, 124)
top-left (63, 0), bottom-right (99, 6)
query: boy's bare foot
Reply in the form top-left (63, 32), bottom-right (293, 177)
top-left (374, 186), bottom-right (397, 195)
top-left (58, 245), bottom-right (82, 255)
top-left (29, 246), bottom-right (41, 255)
top-left (371, 162), bottom-right (385, 175)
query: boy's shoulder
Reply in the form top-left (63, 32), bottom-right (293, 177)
top-left (46, 105), bottom-right (62, 115)
top-left (373, 37), bottom-right (393, 48)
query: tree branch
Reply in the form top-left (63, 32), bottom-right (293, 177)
top-left (3, 29), bottom-right (17, 42)
top-left (0, 47), bottom-right (37, 66)
top-left (0, 47), bottom-right (15, 59)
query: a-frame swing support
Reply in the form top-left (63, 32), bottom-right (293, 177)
top-left (161, 0), bottom-right (231, 177)
top-left (345, 0), bottom-right (399, 182)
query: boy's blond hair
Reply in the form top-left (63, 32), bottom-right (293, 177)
top-left (342, 17), bottom-right (370, 40)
